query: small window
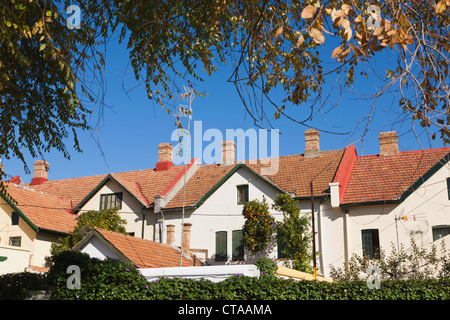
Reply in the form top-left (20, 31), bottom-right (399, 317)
top-left (237, 185), bottom-right (249, 204)
top-left (11, 212), bottom-right (20, 226)
top-left (277, 239), bottom-right (290, 259)
top-left (361, 229), bottom-right (380, 259)
top-left (433, 226), bottom-right (450, 241)
top-left (215, 231), bottom-right (227, 261)
top-left (232, 230), bottom-right (244, 260)
top-left (100, 192), bottom-right (123, 210)
top-left (9, 236), bottom-right (21, 247)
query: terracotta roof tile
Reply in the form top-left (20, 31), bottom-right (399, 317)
top-left (92, 228), bottom-right (202, 268)
top-left (30, 166), bottom-right (185, 207)
top-left (342, 148), bottom-right (450, 205)
top-left (247, 150), bottom-right (345, 198)
top-left (165, 149), bottom-right (345, 208)
top-left (3, 183), bottom-right (76, 234)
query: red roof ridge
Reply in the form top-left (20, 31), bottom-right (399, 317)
top-left (160, 158), bottom-right (197, 196)
top-left (355, 146), bottom-right (450, 159)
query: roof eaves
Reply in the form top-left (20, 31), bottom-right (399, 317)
top-left (0, 191), bottom-right (40, 233)
top-left (73, 228), bottom-right (134, 265)
top-left (398, 150), bottom-right (450, 202)
top-left (192, 163), bottom-right (286, 209)
top-left (340, 199), bottom-right (401, 209)
top-left (73, 173), bottom-right (147, 212)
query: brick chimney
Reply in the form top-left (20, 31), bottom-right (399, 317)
top-left (155, 143), bottom-right (174, 171)
top-left (220, 140), bottom-right (236, 166)
top-left (166, 224), bottom-right (175, 245)
top-left (30, 160), bottom-right (49, 185)
top-left (379, 131), bottom-right (399, 156)
top-left (182, 223), bottom-right (192, 256)
top-left (304, 129), bottom-right (320, 158)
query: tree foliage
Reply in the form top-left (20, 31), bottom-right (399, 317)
top-left (0, 0), bottom-right (113, 172)
top-left (241, 194), bottom-right (313, 272)
top-left (241, 197), bottom-right (275, 254)
top-left (1, 0), bottom-right (449, 176)
top-left (272, 194), bottom-right (312, 272)
top-left (49, 207), bottom-right (127, 256)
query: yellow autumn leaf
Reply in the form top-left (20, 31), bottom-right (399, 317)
top-left (435, 1), bottom-right (446, 13)
top-left (310, 28), bottom-right (325, 44)
top-left (331, 45), bottom-right (343, 59)
top-left (275, 26), bottom-right (283, 37)
top-left (301, 5), bottom-right (317, 19)
top-left (296, 33), bottom-right (304, 48)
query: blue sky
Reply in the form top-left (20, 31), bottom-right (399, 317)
top-left (3, 22), bottom-right (447, 183)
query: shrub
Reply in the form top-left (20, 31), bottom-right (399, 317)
top-left (47, 251), bottom-right (149, 300)
top-left (4, 251), bottom-right (450, 300)
top-left (0, 271), bottom-right (48, 300)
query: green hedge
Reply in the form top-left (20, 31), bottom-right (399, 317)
top-left (2, 251), bottom-right (450, 300)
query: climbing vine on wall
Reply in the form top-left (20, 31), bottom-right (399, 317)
top-left (241, 197), bottom-right (275, 254)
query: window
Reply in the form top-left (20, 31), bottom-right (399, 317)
top-left (237, 185), bottom-right (249, 204)
top-left (232, 230), bottom-right (244, 260)
top-left (9, 236), bottom-right (21, 247)
top-left (277, 239), bottom-right (290, 259)
top-left (11, 212), bottom-right (19, 226)
top-left (433, 226), bottom-right (450, 241)
top-left (100, 192), bottom-right (122, 210)
top-left (215, 231), bottom-right (227, 261)
top-left (361, 229), bottom-right (380, 259)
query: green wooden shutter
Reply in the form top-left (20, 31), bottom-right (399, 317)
top-left (100, 194), bottom-right (106, 210)
top-left (215, 231), bottom-right (227, 261)
top-left (232, 230), bottom-right (244, 260)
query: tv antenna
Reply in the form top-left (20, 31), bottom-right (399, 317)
top-left (174, 86), bottom-right (195, 267)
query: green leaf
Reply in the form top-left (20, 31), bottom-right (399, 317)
top-left (39, 43), bottom-right (46, 51)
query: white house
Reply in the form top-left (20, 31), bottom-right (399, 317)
top-left (2, 129), bottom-right (450, 278)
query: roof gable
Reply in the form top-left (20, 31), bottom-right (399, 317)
top-left (74, 228), bottom-right (202, 268)
top-left (72, 173), bottom-right (149, 212)
top-left (164, 163), bottom-right (287, 209)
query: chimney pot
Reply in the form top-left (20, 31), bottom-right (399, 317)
top-left (30, 160), bottom-right (49, 185)
top-left (379, 131), bottom-right (399, 156)
top-left (156, 143), bottom-right (174, 171)
top-left (182, 223), bottom-right (192, 256)
top-left (304, 129), bottom-right (320, 158)
top-left (220, 141), bottom-right (236, 166)
top-left (166, 224), bottom-right (175, 245)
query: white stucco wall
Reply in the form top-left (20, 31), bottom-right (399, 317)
top-left (317, 201), bottom-right (346, 277)
top-left (79, 236), bottom-right (120, 261)
top-left (341, 162), bottom-right (450, 275)
top-left (0, 198), bottom-right (36, 274)
top-left (78, 180), bottom-right (146, 238)
top-left (0, 245), bottom-right (31, 275)
top-left (161, 167), bottom-right (285, 265)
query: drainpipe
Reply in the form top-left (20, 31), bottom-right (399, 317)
top-left (159, 210), bottom-right (165, 243)
top-left (141, 209), bottom-right (145, 239)
top-left (342, 207), bottom-right (350, 277)
top-left (318, 198), bottom-right (326, 276)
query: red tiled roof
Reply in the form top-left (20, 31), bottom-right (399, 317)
top-left (3, 183), bottom-right (77, 234)
top-left (165, 149), bottom-right (345, 208)
top-left (27, 149), bottom-right (345, 211)
top-left (248, 150), bottom-right (345, 198)
top-left (30, 165), bottom-right (186, 208)
top-left (89, 228), bottom-right (202, 268)
top-left (341, 148), bottom-right (450, 205)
